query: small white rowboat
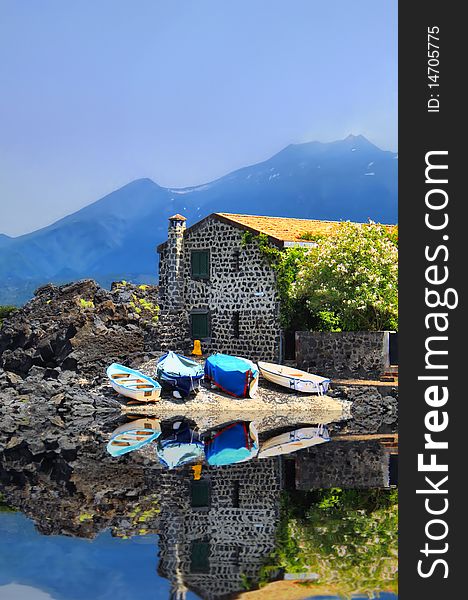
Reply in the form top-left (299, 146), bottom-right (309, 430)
top-left (107, 418), bottom-right (161, 457)
top-left (258, 425), bottom-right (330, 458)
top-left (258, 361), bottom-right (331, 395)
top-left (106, 363), bottom-right (162, 402)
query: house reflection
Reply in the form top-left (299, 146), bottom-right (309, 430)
top-left (154, 459), bottom-right (281, 600)
top-left (151, 433), bottom-right (397, 599)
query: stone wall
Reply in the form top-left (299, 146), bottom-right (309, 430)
top-left (159, 217), bottom-right (281, 361)
top-left (295, 441), bottom-right (390, 489)
top-left (296, 331), bottom-right (391, 379)
top-left (330, 383), bottom-right (398, 434)
top-left (163, 216), bottom-right (187, 310)
top-left (156, 308), bottom-right (191, 355)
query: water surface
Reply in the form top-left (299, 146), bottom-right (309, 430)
top-left (0, 512), bottom-right (200, 600)
top-left (0, 411), bottom-right (397, 599)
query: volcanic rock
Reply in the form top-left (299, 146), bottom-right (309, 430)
top-left (0, 279), bottom-right (160, 380)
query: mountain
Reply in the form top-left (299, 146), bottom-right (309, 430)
top-left (0, 135), bottom-right (397, 305)
top-left (195, 134), bottom-right (397, 221)
top-left (0, 234), bottom-right (11, 247)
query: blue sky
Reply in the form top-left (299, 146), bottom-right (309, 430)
top-left (0, 0), bottom-right (397, 236)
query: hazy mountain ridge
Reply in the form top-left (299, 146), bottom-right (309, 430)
top-left (0, 135), bottom-right (397, 305)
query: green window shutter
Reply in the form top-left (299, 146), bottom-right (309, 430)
top-left (191, 541), bottom-right (210, 573)
top-left (200, 251), bottom-right (209, 276)
top-left (191, 481), bottom-right (211, 508)
top-left (191, 312), bottom-right (209, 339)
top-left (191, 251), bottom-right (209, 278)
top-left (192, 251), bottom-right (200, 276)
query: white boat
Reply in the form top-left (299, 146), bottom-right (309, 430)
top-left (258, 361), bottom-right (330, 395)
top-left (106, 418), bottom-right (162, 457)
top-left (258, 425), bottom-right (330, 458)
top-left (106, 363), bottom-right (162, 402)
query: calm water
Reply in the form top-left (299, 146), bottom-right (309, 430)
top-left (0, 512), bottom-right (201, 600)
top-left (0, 412), bottom-right (398, 599)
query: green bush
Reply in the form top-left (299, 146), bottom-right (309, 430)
top-left (0, 305), bottom-right (17, 327)
top-left (291, 222), bottom-right (398, 331)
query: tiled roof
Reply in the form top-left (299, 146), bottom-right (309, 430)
top-left (215, 213), bottom-right (351, 243)
top-left (157, 212), bottom-right (397, 251)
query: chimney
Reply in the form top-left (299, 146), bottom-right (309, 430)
top-left (166, 214), bottom-right (187, 309)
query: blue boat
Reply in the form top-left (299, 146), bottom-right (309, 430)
top-left (156, 421), bottom-right (205, 469)
top-left (106, 418), bottom-right (161, 457)
top-left (156, 351), bottom-right (204, 398)
top-left (204, 421), bottom-right (259, 466)
top-left (204, 354), bottom-right (259, 398)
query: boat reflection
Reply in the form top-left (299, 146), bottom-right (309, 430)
top-left (204, 421), bottom-right (259, 466)
top-left (157, 420), bottom-right (205, 469)
top-left (105, 418), bottom-right (331, 467)
top-left (106, 417), bottom-right (161, 457)
top-left (258, 424), bottom-right (329, 458)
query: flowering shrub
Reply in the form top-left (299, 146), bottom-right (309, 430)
top-left (289, 222), bottom-right (398, 331)
top-left (243, 222), bottom-right (398, 331)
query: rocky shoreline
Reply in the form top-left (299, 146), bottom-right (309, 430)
top-left (0, 279), bottom-right (161, 379)
top-left (0, 278), bottom-right (397, 445)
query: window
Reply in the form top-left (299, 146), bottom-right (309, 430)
top-left (233, 249), bottom-right (240, 272)
top-left (232, 546), bottom-right (241, 568)
top-left (190, 541), bottom-right (210, 573)
top-left (191, 311), bottom-right (210, 339)
top-left (191, 250), bottom-right (210, 279)
top-left (191, 480), bottom-right (211, 508)
top-left (232, 480), bottom-right (240, 508)
top-left (232, 311), bottom-right (240, 339)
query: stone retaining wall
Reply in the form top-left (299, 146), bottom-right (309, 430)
top-left (295, 440), bottom-right (390, 489)
top-left (296, 331), bottom-right (391, 378)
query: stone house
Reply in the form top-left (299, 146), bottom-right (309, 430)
top-left (157, 212), bottom-right (344, 362)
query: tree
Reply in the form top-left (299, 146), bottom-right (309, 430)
top-left (290, 222), bottom-right (398, 331)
